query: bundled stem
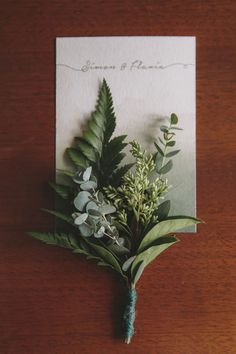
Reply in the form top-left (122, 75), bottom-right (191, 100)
top-left (123, 285), bottom-right (137, 344)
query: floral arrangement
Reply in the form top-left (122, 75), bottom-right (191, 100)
top-left (29, 79), bottom-right (203, 344)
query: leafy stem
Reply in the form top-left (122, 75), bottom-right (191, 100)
top-left (155, 113), bottom-right (181, 176)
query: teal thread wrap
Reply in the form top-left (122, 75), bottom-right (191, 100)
top-left (123, 287), bottom-right (137, 344)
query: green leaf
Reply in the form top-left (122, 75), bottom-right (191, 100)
top-left (74, 213), bottom-right (89, 225)
top-left (41, 208), bottom-right (73, 225)
top-left (154, 142), bottom-right (164, 156)
top-left (87, 117), bottom-right (104, 140)
top-left (165, 150), bottom-right (180, 158)
top-left (66, 81), bottom-right (126, 187)
top-left (132, 260), bottom-right (146, 285)
top-left (73, 246), bottom-right (118, 272)
top-left (171, 113), bottom-right (178, 125)
top-left (102, 135), bottom-right (127, 162)
top-left (166, 140), bottom-right (176, 147)
top-left (75, 138), bottom-right (97, 163)
top-left (49, 182), bottom-right (73, 200)
top-left (160, 126), bottom-right (169, 133)
top-left (138, 217), bottom-right (203, 253)
top-left (131, 239), bottom-right (179, 283)
top-left (83, 130), bottom-right (102, 155)
top-left (78, 223), bottom-right (94, 237)
top-left (74, 191), bottom-right (91, 211)
top-left (158, 160), bottom-right (173, 174)
top-left (97, 79), bottom-right (116, 143)
top-left (155, 200), bottom-right (171, 221)
top-left (122, 256), bottom-right (136, 272)
top-left (155, 153), bottom-right (164, 172)
top-left (110, 164), bottom-right (134, 187)
top-left (56, 169), bottom-right (75, 177)
top-left (87, 209), bottom-right (101, 217)
top-left (73, 248), bottom-right (104, 263)
top-left (83, 167), bottom-right (92, 181)
top-left (28, 232), bottom-right (80, 249)
top-left (99, 204), bottom-right (116, 215)
top-left (80, 180), bottom-right (97, 191)
top-left (91, 111), bottom-right (105, 130)
top-left (83, 238), bottom-right (124, 276)
top-left (66, 148), bottom-right (88, 168)
top-left (107, 243), bottom-right (130, 255)
top-left (109, 152), bottom-right (126, 169)
top-left (29, 231), bottom-right (122, 274)
top-left (169, 127), bottom-right (183, 131)
top-left (113, 220), bottom-right (130, 236)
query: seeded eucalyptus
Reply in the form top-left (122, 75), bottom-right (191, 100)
top-left (29, 79), bottom-right (203, 344)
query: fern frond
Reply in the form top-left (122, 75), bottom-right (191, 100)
top-left (74, 137), bottom-right (97, 163)
top-left (56, 169), bottom-right (75, 177)
top-left (41, 208), bottom-right (74, 225)
top-left (28, 231), bottom-right (123, 274)
top-left (102, 135), bottom-right (127, 164)
top-left (66, 148), bottom-right (89, 169)
top-left (67, 80), bottom-right (127, 187)
top-left (110, 164), bottom-right (134, 187)
top-left (96, 79), bottom-right (116, 142)
top-left (49, 182), bottom-right (74, 200)
top-left (28, 232), bottom-right (80, 249)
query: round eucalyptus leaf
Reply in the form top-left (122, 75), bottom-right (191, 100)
top-left (110, 226), bottom-right (119, 237)
top-left (99, 204), bottom-right (116, 215)
top-left (171, 113), bottom-right (178, 125)
top-left (72, 212), bottom-right (80, 219)
top-left (86, 201), bottom-right (99, 212)
top-left (88, 209), bottom-right (101, 217)
top-left (166, 140), bottom-right (176, 147)
top-left (74, 191), bottom-right (91, 211)
top-left (72, 171), bottom-right (84, 184)
top-left (74, 213), bottom-right (88, 225)
top-left (106, 215), bottom-right (112, 223)
top-left (100, 220), bottom-right (110, 228)
top-left (80, 180), bottom-right (97, 191)
top-left (97, 191), bottom-right (104, 202)
top-left (83, 166), bottom-right (92, 181)
top-left (78, 223), bottom-right (93, 237)
top-left (87, 215), bottom-right (97, 228)
top-left (94, 225), bottom-right (105, 238)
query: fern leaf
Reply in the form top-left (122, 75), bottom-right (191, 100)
top-left (110, 164), bottom-right (134, 187)
top-left (75, 138), bottom-right (97, 163)
top-left (56, 169), bottom-right (75, 177)
top-left (28, 232), bottom-right (80, 249)
top-left (66, 80), bottom-right (127, 187)
top-left (96, 79), bottom-right (116, 143)
top-left (49, 182), bottom-right (74, 200)
top-left (102, 135), bottom-right (127, 163)
top-left (87, 117), bottom-right (104, 140)
top-left (66, 148), bottom-right (88, 168)
top-left (83, 130), bottom-right (102, 155)
top-left (73, 248), bottom-right (116, 271)
top-left (41, 208), bottom-right (73, 225)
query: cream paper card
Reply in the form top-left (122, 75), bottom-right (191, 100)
top-left (56, 36), bottom-right (196, 231)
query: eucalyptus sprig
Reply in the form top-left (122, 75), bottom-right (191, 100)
top-left (154, 113), bottom-right (182, 175)
top-left (29, 79), bottom-right (203, 344)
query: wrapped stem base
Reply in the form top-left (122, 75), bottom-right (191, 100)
top-left (123, 287), bottom-right (137, 344)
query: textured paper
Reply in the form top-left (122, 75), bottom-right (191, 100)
top-left (56, 36), bottom-right (196, 231)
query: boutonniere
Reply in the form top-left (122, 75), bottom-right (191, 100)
top-left (29, 79), bottom-right (203, 343)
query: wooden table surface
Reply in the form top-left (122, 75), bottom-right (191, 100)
top-left (1, 1), bottom-right (236, 353)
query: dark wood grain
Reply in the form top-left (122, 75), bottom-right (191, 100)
top-left (0, 1), bottom-right (236, 353)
